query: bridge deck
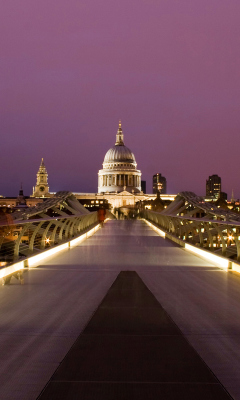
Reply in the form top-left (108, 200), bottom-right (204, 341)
top-left (0, 220), bottom-right (239, 399)
top-left (38, 271), bottom-right (231, 400)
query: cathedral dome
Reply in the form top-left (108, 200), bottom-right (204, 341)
top-left (98, 121), bottom-right (141, 194)
top-left (104, 145), bottom-right (136, 163)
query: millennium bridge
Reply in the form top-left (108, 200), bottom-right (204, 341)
top-left (0, 191), bottom-right (240, 399)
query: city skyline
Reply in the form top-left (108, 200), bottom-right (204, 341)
top-left (1, 1), bottom-right (240, 197)
top-left (1, 152), bottom-right (235, 200)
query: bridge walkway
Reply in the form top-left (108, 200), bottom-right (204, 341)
top-left (38, 270), bottom-right (231, 400)
top-left (0, 220), bottom-right (239, 399)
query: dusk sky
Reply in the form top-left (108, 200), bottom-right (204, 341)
top-left (1, 0), bottom-right (240, 198)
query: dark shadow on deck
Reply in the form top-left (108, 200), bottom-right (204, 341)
top-left (37, 271), bottom-right (232, 400)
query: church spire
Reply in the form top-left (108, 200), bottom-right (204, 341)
top-left (19, 182), bottom-right (23, 196)
top-left (38, 158), bottom-right (47, 174)
top-left (32, 158), bottom-right (50, 197)
top-left (115, 120), bottom-right (124, 145)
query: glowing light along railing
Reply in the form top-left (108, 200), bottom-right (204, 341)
top-left (0, 260), bottom-right (24, 279)
top-left (144, 219), bottom-right (230, 270)
top-left (0, 224), bottom-right (101, 279)
top-left (144, 219), bottom-right (165, 237)
top-left (28, 243), bottom-right (69, 267)
top-left (69, 224), bottom-right (100, 247)
top-left (184, 243), bottom-right (229, 270)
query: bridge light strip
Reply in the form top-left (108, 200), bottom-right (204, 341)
top-left (185, 244), bottom-right (229, 270)
top-left (28, 243), bottom-right (69, 267)
top-left (144, 219), bottom-right (165, 237)
top-left (69, 224), bottom-right (100, 247)
top-left (144, 218), bottom-right (229, 270)
top-left (0, 261), bottom-right (24, 279)
top-left (0, 223), bottom-right (101, 280)
top-left (28, 224), bottom-right (101, 265)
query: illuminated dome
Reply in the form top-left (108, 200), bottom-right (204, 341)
top-left (104, 145), bottom-right (136, 163)
top-left (98, 121), bottom-right (141, 194)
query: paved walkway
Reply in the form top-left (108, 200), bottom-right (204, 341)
top-left (0, 220), bottom-right (239, 399)
top-left (38, 271), bottom-right (232, 400)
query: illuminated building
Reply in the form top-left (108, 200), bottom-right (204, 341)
top-left (153, 173), bottom-right (167, 194)
top-left (98, 121), bottom-right (142, 194)
top-left (206, 174), bottom-right (221, 199)
top-left (32, 158), bottom-right (50, 198)
top-left (0, 124), bottom-right (177, 213)
top-left (0, 194), bottom-right (42, 210)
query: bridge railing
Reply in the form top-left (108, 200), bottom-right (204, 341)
top-left (0, 210), bottom-right (113, 268)
top-left (141, 209), bottom-right (240, 262)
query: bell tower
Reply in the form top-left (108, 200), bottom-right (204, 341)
top-left (32, 158), bottom-right (50, 197)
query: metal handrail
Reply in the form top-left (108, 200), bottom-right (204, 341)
top-left (142, 209), bottom-right (240, 261)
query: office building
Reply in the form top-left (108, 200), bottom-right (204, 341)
top-left (206, 174), bottom-right (221, 199)
top-left (153, 173), bottom-right (167, 194)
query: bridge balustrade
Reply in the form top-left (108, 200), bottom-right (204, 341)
top-left (142, 209), bottom-right (240, 262)
top-left (0, 191), bottom-right (114, 270)
top-left (0, 212), bottom-right (102, 266)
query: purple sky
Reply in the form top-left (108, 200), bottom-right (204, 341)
top-left (1, 0), bottom-right (240, 198)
